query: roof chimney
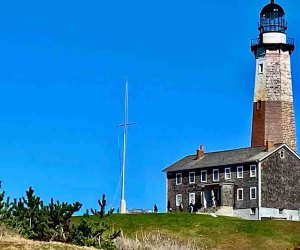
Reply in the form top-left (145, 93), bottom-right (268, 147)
top-left (196, 145), bottom-right (204, 160)
top-left (265, 140), bottom-right (274, 151)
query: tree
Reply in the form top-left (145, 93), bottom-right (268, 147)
top-left (0, 184), bottom-right (119, 249)
top-left (72, 194), bottom-right (120, 249)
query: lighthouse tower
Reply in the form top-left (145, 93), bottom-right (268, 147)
top-left (251, 0), bottom-right (296, 151)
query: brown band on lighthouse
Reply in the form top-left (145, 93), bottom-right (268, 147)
top-left (251, 101), bottom-right (296, 150)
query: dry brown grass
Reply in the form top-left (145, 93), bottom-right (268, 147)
top-left (114, 230), bottom-right (206, 250)
top-left (0, 224), bottom-right (96, 250)
top-left (0, 236), bottom-right (97, 250)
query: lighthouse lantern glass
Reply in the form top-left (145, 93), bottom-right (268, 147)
top-left (259, 3), bottom-right (287, 33)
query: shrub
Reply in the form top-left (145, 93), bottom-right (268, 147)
top-left (0, 183), bottom-right (119, 249)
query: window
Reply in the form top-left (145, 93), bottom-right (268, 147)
top-left (250, 208), bottom-right (256, 215)
top-left (213, 169), bottom-right (219, 182)
top-left (250, 187), bottom-right (257, 200)
top-left (225, 167), bottom-right (231, 180)
top-left (176, 173), bottom-right (182, 185)
top-left (256, 100), bottom-right (262, 111)
top-left (237, 188), bottom-right (243, 201)
top-left (189, 172), bottom-right (195, 184)
top-left (176, 194), bottom-right (182, 206)
top-left (237, 166), bottom-right (243, 179)
top-left (250, 165), bottom-right (257, 177)
top-left (189, 193), bottom-right (195, 205)
top-left (279, 208), bottom-right (284, 215)
top-left (258, 63), bottom-right (264, 73)
top-left (201, 170), bottom-right (207, 183)
top-left (279, 150), bottom-right (285, 159)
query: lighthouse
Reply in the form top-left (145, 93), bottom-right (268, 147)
top-left (251, 0), bottom-right (296, 151)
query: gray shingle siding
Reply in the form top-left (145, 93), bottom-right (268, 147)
top-left (261, 147), bottom-right (300, 210)
top-left (167, 163), bottom-right (259, 211)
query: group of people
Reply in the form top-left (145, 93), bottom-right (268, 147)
top-left (182, 202), bottom-right (195, 213)
top-left (167, 200), bottom-right (197, 213)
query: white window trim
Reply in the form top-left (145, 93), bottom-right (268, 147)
top-left (279, 150), bottom-right (285, 159)
top-left (237, 166), bottom-right (243, 179)
top-left (176, 173), bottom-right (182, 185)
top-left (237, 188), bottom-right (243, 201)
top-left (258, 63), bottom-right (264, 74)
top-left (201, 170), bottom-right (207, 183)
top-left (176, 194), bottom-right (182, 207)
top-left (225, 167), bottom-right (231, 180)
top-left (213, 169), bottom-right (219, 182)
top-left (250, 165), bottom-right (257, 177)
top-left (189, 172), bottom-right (195, 184)
top-left (250, 187), bottom-right (257, 200)
top-left (189, 193), bottom-right (195, 205)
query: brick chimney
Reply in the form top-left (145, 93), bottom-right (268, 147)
top-left (196, 145), bottom-right (204, 160)
top-left (265, 140), bottom-right (274, 151)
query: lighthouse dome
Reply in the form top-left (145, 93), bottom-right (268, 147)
top-left (259, 0), bottom-right (287, 33)
top-left (261, 2), bottom-right (285, 16)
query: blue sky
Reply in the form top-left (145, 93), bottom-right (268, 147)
top-left (0, 0), bottom-right (299, 212)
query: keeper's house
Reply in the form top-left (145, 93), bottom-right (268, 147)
top-left (163, 143), bottom-right (300, 220)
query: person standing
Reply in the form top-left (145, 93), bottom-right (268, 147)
top-left (189, 202), bottom-right (194, 213)
top-left (179, 202), bottom-right (183, 212)
top-left (154, 204), bottom-right (158, 213)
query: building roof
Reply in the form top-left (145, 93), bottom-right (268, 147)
top-left (163, 144), bottom-right (284, 173)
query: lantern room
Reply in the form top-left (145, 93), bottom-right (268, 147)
top-left (259, 0), bottom-right (287, 33)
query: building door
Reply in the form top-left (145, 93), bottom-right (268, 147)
top-left (205, 190), bottom-right (211, 207)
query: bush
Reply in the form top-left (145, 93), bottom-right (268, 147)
top-left (0, 183), bottom-right (119, 249)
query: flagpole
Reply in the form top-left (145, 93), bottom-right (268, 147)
top-left (118, 77), bottom-right (135, 214)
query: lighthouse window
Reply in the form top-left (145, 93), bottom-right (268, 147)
top-left (259, 63), bottom-right (264, 73)
top-left (257, 100), bottom-right (262, 111)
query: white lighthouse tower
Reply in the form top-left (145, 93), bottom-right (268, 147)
top-left (251, 0), bottom-right (296, 151)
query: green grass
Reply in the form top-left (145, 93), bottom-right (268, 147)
top-left (73, 213), bottom-right (300, 250)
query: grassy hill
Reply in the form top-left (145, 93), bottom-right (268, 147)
top-left (2, 213), bottom-right (299, 249)
top-left (74, 213), bottom-right (300, 250)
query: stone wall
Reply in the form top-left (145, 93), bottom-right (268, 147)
top-left (282, 101), bottom-right (297, 150)
top-left (221, 184), bottom-right (234, 207)
top-left (261, 146), bottom-right (300, 210)
top-left (252, 49), bottom-right (297, 151)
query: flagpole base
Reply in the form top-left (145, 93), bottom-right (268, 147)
top-left (120, 199), bottom-right (127, 214)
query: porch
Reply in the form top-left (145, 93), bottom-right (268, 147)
top-left (195, 183), bottom-right (234, 212)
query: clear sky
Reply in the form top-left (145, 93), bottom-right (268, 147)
top-left (0, 0), bottom-right (299, 213)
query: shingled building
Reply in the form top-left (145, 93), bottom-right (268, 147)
top-left (164, 0), bottom-right (300, 220)
top-left (164, 143), bottom-right (300, 220)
